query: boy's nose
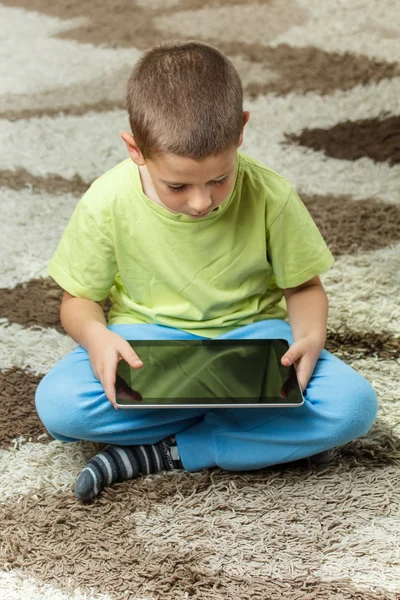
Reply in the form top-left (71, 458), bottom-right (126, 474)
top-left (188, 188), bottom-right (212, 214)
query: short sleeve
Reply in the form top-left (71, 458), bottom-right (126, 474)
top-left (48, 184), bottom-right (117, 301)
top-left (267, 187), bottom-right (334, 289)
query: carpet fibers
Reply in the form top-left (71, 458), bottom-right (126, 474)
top-left (0, 1), bottom-right (399, 599)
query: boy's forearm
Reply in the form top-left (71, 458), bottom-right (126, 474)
top-left (284, 281), bottom-right (328, 347)
top-left (60, 293), bottom-right (108, 350)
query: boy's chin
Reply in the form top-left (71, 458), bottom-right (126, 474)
top-left (187, 207), bottom-right (220, 218)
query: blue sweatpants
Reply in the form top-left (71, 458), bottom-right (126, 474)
top-left (35, 320), bottom-right (378, 472)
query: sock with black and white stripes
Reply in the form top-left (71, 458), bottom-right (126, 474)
top-left (74, 435), bottom-right (183, 502)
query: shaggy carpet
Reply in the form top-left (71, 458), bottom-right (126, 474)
top-left (0, 1), bottom-right (399, 598)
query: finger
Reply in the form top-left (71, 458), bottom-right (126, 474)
top-left (102, 362), bottom-right (119, 410)
top-left (297, 374), bottom-right (308, 393)
top-left (281, 341), bottom-right (303, 367)
top-left (279, 371), bottom-right (300, 399)
top-left (120, 341), bottom-right (143, 368)
top-left (115, 375), bottom-right (143, 403)
top-left (295, 361), bottom-right (314, 392)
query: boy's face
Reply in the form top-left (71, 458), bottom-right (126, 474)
top-left (142, 146), bottom-right (238, 218)
top-left (122, 111), bottom-right (250, 218)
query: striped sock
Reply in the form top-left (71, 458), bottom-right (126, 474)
top-left (75, 435), bottom-right (183, 502)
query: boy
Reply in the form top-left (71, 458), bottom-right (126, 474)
top-left (35, 41), bottom-right (378, 503)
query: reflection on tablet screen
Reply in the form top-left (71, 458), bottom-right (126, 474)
top-left (115, 340), bottom-right (303, 407)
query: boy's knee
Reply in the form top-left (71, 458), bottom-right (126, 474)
top-left (336, 375), bottom-right (378, 443)
top-left (35, 374), bottom-right (50, 419)
top-left (35, 374), bottom-right (61, 436)
top-left (363, 378), bottom-right (378, 428)
top-left (35, 372), bottom-right (80, 441)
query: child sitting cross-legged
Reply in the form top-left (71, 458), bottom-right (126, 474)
top-left (35, 41), bottom-right (378, 502)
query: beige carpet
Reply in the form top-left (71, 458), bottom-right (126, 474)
top-left (0, 1), bottom-right (400, 598)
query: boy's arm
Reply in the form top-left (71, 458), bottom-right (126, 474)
top-left (60, 291), bottom-right (143, 408)
top-left (60, 291), bottom-right (108, 348)
top-left (281, 276), bottom-right (328, 391)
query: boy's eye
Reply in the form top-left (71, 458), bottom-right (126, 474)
top-left (211, 176), bottom-right (228, 186)
top-left (166, 176), bottom-right (227, 193)
top-left (167, 184), bottom-right (187, 193)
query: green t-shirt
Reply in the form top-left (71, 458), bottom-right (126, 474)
top-left (48, 152), bottom-right (334, 337)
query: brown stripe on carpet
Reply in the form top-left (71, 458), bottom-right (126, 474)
top-left (0, 278), bottom-right (65, 334)
top-left (1, 464), bottom-right (400, 600)
top-left (302, 194), bottom-right (400, 255)
top-left (326, 329), bottom-right (400, 361)
top-left (0, 66), bottom-right (129, 119)
top-left (0, 474), bottom-right (217, 599)
top-left (218, 41), bottom-right (400, 97)
top-left (1, 0), bottom-right (398, 100)
top-left (0, 48), bottom-right (396, 121)
top-left (0, 100), bottom-right (125, 122)
top-left (0, 0), bottom-right (255, 22)
top-left (0, 368), bottom-right (49, 448)
top-left (0, 0), bottom-right (184, 49)
top-left (1, 277), bottom-right (399, 363)
top-left (286, 115), bottom-right (400, 165)
top-left (0, 168), bottom-right (90, 196)
top-left (0, 44), bottom-right (396, 122)
top-left (0, 0), bottom-right (299, 51)
top-left (0, 278), bottom-right (111, 332)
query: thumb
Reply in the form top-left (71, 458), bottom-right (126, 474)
top-left (281, 341), bottom-right (303, 367)
top-left (120, 341), bottom-right (143, 368)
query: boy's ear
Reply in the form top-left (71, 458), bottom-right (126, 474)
top-left (121, 132), bottom-right (146, 166)
top-left (237, 111), bottom-right (250, 148)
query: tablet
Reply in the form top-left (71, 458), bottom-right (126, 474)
top-left (115, 339), bottom-right (304, 409)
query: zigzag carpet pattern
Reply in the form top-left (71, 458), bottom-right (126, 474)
top-left (0, 1), bottom-right (399, 598)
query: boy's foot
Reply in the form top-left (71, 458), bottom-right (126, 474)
top-left (75, 435), bottom-right (183, 502)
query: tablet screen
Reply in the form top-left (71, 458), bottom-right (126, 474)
top-left (115, 339), bottom-right (303, 407)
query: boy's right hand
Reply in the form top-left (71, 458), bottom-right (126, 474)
top-left (87, 328), bottom-right (143, 409)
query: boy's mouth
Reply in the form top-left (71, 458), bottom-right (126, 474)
top-left (189, 207), bottom-right (218, 218)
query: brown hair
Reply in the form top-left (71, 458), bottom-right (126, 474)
top-left (126, 40), bottom-right (243, 160)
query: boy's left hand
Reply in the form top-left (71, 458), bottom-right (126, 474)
top-left (281, 335), bottom-right (323, 392)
